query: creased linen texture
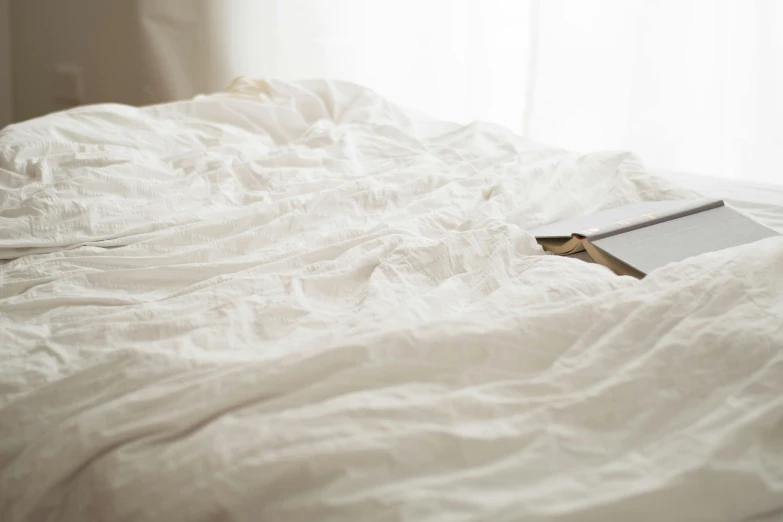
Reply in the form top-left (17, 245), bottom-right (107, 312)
top-left (1, 78), bottom-right (781, 522)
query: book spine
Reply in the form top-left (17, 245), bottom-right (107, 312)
top-left (581, 199), bottom-right (725, 240)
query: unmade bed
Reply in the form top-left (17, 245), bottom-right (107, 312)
top-left (1, 78), bottom-right (782, 522)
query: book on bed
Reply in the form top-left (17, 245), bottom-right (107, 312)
top-left (530, 199), bottom-right (780, 278)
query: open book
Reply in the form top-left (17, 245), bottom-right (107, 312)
top-left (530, 199), bottom-right (779, 278)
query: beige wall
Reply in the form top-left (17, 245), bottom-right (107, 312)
top-left (11, 0), bottom-right (145, 122)
top-left (9, 0), bottom-right (230, 123)
top-left (0, 0), bottom-right (11, 128)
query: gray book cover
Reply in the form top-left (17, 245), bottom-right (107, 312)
top-left (592, 205), bottom-right (779, 274)
top-left (531, 199), bottom-right (780, 275)
top-left (530, 199), bottom-right (723, 239)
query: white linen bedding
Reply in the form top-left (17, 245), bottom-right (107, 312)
top-left (1, 78), bottom-right (782, 522)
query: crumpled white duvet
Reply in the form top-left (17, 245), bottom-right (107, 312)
top-left (1, 78), bottom-right (782, 522)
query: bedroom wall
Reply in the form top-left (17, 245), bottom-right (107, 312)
top-left (0, 0), bottom-right (11, 128)
top-left (9, 0), bottom-right (228, 123)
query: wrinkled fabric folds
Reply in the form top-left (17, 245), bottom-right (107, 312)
top-left (0, 79), bottom-right (781, 522)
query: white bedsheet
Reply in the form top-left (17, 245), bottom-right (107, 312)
top-left (1, 78), bottom-right (782, 522)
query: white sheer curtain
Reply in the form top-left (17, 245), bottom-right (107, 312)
top-left (207, 0), bottom-right (783, 184)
